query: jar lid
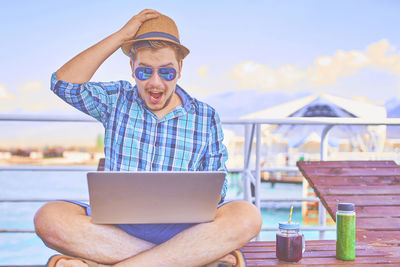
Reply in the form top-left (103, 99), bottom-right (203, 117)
top-left (279, 222), bottom-right (300, 229)
top-left (338, 203), bottom-right (355, 211)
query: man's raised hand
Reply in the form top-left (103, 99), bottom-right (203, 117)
top-left (118, 9), bottom-right (160, 43)
top-left (55, 9), bottom-right (160, 84)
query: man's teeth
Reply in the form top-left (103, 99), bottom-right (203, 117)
top-left (150, 91), bottom-right (162, 99)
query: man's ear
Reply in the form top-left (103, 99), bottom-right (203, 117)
top-left (178, 60), bottom-right (183, 79)
top-left (130, 60), bottom-right (134, 78)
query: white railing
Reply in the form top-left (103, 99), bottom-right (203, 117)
top-left (222, 117), bottom-right (400, 239)
top-left (1, 114), bottom-right (400, 239)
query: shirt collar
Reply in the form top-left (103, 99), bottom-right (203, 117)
top-left (175, 84), bottom-right (197, 112)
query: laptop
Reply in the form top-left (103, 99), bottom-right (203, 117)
top-left (87, 171), bottom-right (225, 224)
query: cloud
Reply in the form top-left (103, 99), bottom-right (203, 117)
top-left (352, 95), bottom-right (375, 105)
top-left (397, 82), bottom-right (400, 99)
top-left (184, 85), bottom-right (209, 98)
top-left (0, 81), bottom-right (70, 113)
top-left (197, 65), bottom-right (208, 78)
top-left (230, 61), bottom-right (305, 91)
top-left (230, 39), bottom-right (400, 91)
top-left (367, 39), bottom-right (400, 73)
top-left (230, 61), bottom-right (277, 90)
top-left (0, 85), bottom-right (14, 100)
top-left (18, 81), bottom-right (44, 93)
top-left (307, 49), bottom-right (370, 86)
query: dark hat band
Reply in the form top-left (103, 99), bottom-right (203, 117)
top-left (135, 32), bottom-right (180, 44)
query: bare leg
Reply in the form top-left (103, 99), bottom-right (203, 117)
top-left (35, 200), bottom-right (262, 266)
top-left (34, 201), bottom-right (155, 264)
top-left (113, 201), bottom-right (262, 267)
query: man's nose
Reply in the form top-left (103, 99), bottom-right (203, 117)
top-left (147, 70), bottom-right (163, 87)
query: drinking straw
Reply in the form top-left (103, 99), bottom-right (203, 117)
top-left (288, 205), bottom-right (293, 223)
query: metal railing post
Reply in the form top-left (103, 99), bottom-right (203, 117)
top-left (243, 124), bottom-right (255, 203)
top-left (255, 124), bottom-right (261, 240)
top-left (318, 125), bottom-right (333, 239)
top-left (318, 201), bottom-right (327, 240)
top-left (320, 125), bottom-right (333, 161)
top-left (243, 124), bottom-right (251, 202)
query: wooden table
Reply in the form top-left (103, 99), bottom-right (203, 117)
top-left (240, 240), bottom-right (400, 266)
top-left (275, 160), bottom-right (400, 266)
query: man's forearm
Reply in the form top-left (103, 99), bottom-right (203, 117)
top-left (55, 9), bottom-right (160, 84)
top-left (56, 31), bottom-right (126, 84)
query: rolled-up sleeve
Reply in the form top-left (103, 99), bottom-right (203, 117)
top-left (200, 110), bottom-right (229, 202)
top-left (50, 72), bottom-right (124, 125)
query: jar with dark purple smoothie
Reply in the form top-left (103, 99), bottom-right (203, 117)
top-left (276, 222), bottom-right (305, 262)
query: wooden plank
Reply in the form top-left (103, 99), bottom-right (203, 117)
top-left (298, 161), bottom-right (398, 168)
top-left (377, 246), bottom-right (400, 257)
top-left (357, 230), bottom-right (400, 243)
top-left (328, 205), bottom-right (400, 218)
top-left (246, 258), bottom-right (400, 266)
top-left (302, 180), bottom-right (400, 223)
top-left (244, 247), bottom-right (390, 259)
top-left (317, 185), bottom-right (400, 195)
top-left (317, 195), bottom-right (400, 221)
top-left (323, 195), bottom-right (400, 206)
top-left (356, 217), bottom-right (400, 230)
top-left (304, 175), bottom-right (400, 186)
top-left (242, 243), bottom-right (372, 253)
top-left (299, 167), bottom-right (400, 177)
top-left (243, 240), bottom-right (336, 247)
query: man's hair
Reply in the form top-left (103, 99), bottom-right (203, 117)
top-left (129, 40), bottom-right (184, 62)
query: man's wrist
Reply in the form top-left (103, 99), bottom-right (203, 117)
top-left (112, 30), bottom-right (129, 46)
top-left (114, 29), bottom-right (133, 46)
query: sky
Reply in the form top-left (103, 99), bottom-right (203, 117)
top-left (1, 0), bottom-right (400, 147)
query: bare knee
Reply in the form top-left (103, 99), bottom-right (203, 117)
top-left (236, 202), bottom-right (263, 240)
top-left (219, 201), bottom-right (263, 243)
top-left (34, 201), bottom-right (85, 248)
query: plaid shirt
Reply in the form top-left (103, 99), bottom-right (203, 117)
top-left (51, 73), bottom-right (228, 200)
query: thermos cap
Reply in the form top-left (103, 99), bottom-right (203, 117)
top-left (279, 222), bottom-right (300, 229)
top-left (338, 203), bottom-right (355, 211)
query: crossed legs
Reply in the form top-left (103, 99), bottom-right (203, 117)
top-left (34, 200), bottom-right (262, 266)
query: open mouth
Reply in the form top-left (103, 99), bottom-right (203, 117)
top-left (149, 91), bottom-right (163, 104)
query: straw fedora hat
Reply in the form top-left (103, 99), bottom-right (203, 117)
top-left (121, 14), bottom-right (190, 59)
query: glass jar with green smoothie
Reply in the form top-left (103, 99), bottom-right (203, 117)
top-left (336, 203), bottom-right (356, 260)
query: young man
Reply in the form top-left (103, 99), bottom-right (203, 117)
top-left (34, 9), bottom-right (262, 267)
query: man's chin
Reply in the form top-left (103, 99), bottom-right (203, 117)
top-left (145, 102), bottom-right (165, 112)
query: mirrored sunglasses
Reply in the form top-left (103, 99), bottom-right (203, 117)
top-left (134, 67), bottom-right (177, 81)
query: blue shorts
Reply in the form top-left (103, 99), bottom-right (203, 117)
top-left (64, 200), bottom-right (228, 245)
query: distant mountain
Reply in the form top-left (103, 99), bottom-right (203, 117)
top-left (385, 97), bottom-right (400, 118)
top-left (385, 98), bottom-right (400, 138)
top-left (388, 106), bottom-right (400, 118)
top-left (385, 97), bottom-right (400, 116)
top-left (204, 89), bottom-right (308, 119)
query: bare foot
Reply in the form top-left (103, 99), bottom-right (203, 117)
top-left (56, 258), bottom-right (89, 267)
top-left (212, 253), bottom-right (237, 265)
